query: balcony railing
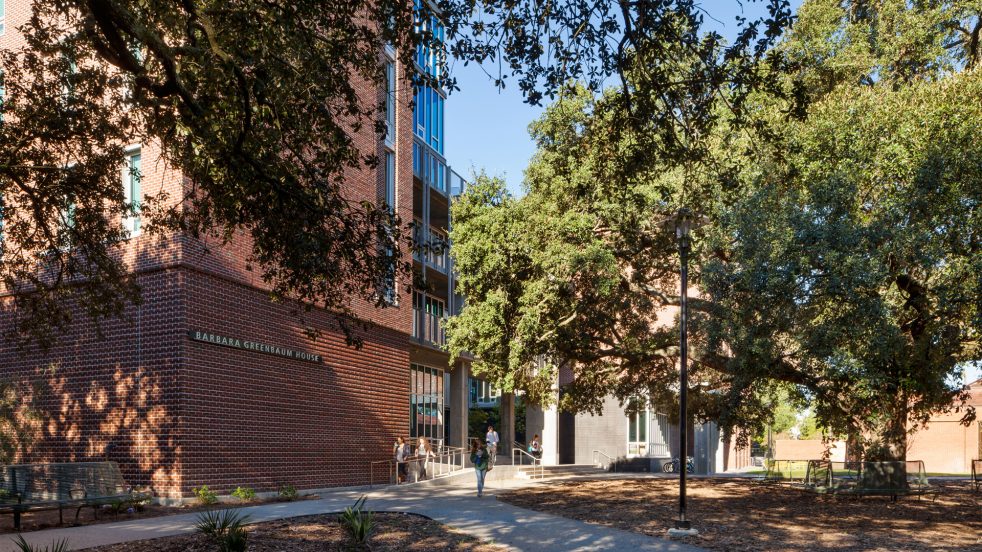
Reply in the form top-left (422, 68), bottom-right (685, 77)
top-left (413, 136), bottom-right (447, 194)
top-left (412, 305), bottom-right (446, 347)
top-left (449, 169), bottom-right (466, 197)
top-left (411, 220), bottom-right (449, 273)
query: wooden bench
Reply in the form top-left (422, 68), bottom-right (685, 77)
top-left (972, 459), bottom-right (982, 492)
top-left (0, 462), bottom-right (152, 529)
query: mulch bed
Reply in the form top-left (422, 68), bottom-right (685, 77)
top-left (0, 495), bottom-right (320, 534)
top-left (80, 512), bottom-right (505, 551)
top-left (498, 477), bottom-right (982, 551)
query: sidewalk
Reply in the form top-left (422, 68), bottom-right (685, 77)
top-left (0, 477), bottom-right (705, 552)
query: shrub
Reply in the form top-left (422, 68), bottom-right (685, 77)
top-left (231, 486), bottom-right (256, 502)
top-left (195, 509), bottom-right (249, 552)
top-left (193, 485), bottom-right (218, 505)
top-left (11, 536), bottom-right (70, 552)
top-left (338, 496), bottom-right (374, 548)
top-left (278, 484), bottom-right (299, 501)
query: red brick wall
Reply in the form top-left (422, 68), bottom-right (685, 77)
top-left (1, 0), bottom-right (417, 499)
top-left (180, 268), bottom-right (409, 497)
top-left (0, 269), bottom-right (187, 498)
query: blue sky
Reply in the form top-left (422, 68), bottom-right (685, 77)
top-left (444, 0), bottom-right (805, 196)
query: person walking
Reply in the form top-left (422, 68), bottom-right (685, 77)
top-left (393, 437), bottom-right (409, 484)
top-left (417, 437), bottom-right (435, 480)
top-left (470, 440), bottom-right (490, 497)
top-left (529, 434), bottom-right (542, 459)
top-left (486, 424), bottom-right (500, 467)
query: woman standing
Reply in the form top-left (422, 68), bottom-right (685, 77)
top-left (469, 441), bottom-right (490, 497)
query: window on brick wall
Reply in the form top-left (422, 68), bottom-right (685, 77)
top-left (385, 62), bottom-right (396, 146)
top-left (0, 0), bottom-right (5, 36)
top-left (122, 148), bottom-right (142, 236)
top-left (380, 150), bottom-right (397, 304)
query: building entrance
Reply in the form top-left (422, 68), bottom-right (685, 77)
top-left (410, 363), bottom-right (445, 446)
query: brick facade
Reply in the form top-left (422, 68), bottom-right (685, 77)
top-left (1, 2), bottom-right (420, 499)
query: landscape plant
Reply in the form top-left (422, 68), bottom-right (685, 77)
top-left (194, 509), bottom-right (250, 552)
top-left (192, 485), bottom-right (218, 506)
top-left (231, 486), bottom-right (256, 502)
top-left (277, 484), bottom-right (299, 501)
top-left (11, 536), bottom-right (70, 552)
top-left (338, 496), bottom-right (374, 550)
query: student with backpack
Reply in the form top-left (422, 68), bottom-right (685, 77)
top-left (470, 440), bottom-right (491, 497)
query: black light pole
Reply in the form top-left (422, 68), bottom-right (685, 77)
top-left (675, 207), bottom-right (692, 532)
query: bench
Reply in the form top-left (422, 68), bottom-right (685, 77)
top-left (759, 459), bottom-right (810, 485)
top-left (798, 460), bottom-right (937, 500)
top-left (0, 462), bottom-right (152, 529)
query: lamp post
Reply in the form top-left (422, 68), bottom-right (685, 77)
top-left (671, 207), bottom-right (697, 535)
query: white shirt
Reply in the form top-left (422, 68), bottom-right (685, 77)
top-left (487, 430), bottom-right (499, 446)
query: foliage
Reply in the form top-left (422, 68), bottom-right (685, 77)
top-left (231, 486), bottom-right (256, 502)
top-left (277, 484), bottom-right (299, 502)
top-left (468, 408), bottom-right (492, 441)
top-left (448, 1), bottom-right (982, 461)
top-left (0, 0), bottom-right (795, 350)
top-left (192, 485), bottom-right (218, 505)
top-left (194, 509), bottom-right (250, 552)
top-left (11, 536), bottom-right (70, 552)
top-left (338, 496), bottom-right (374, 548)
top-left (0, 0), bottom-right (441, 349)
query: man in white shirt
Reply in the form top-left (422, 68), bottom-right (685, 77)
top-left (486, 425), bottom-right (500, 465)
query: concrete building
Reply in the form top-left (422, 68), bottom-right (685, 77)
top-left (0, 0), bottom-right (494, 500)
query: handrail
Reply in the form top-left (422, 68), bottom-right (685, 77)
top-left (593, 449), bottom-right (616, 472)
top-left (513, 447), bottom-right (543, 480)
top-left (371, 444), bottom-right (467, 488)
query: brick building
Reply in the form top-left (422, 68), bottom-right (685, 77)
top-left (0, 1), bottom-right (485, 500)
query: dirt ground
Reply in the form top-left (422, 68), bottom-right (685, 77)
top-left (498, 477), bottom-right (982, 551)
top-left (0, 494), bottom-right (320, 534)
top-left (80, 512), bottom-right (504, 552)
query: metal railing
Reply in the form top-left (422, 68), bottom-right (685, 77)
top-left (370, 444), bottom-right (466, 488)
top-left (513, 448), bottom-right (543, 479)
top-left (412, 305), bottom-right (446, 346)
top-left (593, 450), bottom-right (616, 472)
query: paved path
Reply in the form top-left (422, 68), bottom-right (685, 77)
top-left (0, 476), bottom-right (704, 552)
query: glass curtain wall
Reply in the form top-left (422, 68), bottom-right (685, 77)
top-left (410, 363), bottom-right (445, 444)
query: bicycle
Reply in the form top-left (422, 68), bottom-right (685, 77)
top-left (662, 456), bottom-right (695, 474)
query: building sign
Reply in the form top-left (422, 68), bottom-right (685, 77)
top-left (188, 330), bottom-right (322, 363)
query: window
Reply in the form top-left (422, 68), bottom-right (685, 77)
top-left (378, 151), bottom-right (396, 304)
top-left (411, 363), bottom-right (445, 443)
top-left (122, 149), bottom-right (141, 236)
top-left (384, 62), bottom-right (396, 145)
top-left (384, 151), bottom-right (395, 211)
top-left (0, 0), bottom-right (5, 35)
top-left (627, 400), bottom-right (649, 457)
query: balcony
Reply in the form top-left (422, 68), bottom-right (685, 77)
top-left (413, 136), bottom-right (447, 194)
top-left (412, 220), bottom-right (450, 273)
top-left (449, 169), bottom-right (466, 197)
top-left (412, 292), bottom-right (446, 347)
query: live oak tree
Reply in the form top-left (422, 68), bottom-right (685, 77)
top-left (447, 0), bottom-right (982, 460)
top-left (0, 0), bottom-right (794, 349)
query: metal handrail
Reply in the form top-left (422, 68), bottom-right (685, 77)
top-left (371, 445), bottom-right (466, 488)
top-left (513, 447), bottom-right (543, 479)
top-left (593, 449), bottom-right (616, 472)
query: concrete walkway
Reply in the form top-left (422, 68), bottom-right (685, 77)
top-left (0, 476), bottom-right (705, 552)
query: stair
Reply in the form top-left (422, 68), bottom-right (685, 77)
top-left (515, 464), bottom-right (608, 480)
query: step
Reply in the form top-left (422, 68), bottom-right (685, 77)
top-left (515, 464), bottom-right (607, 479)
